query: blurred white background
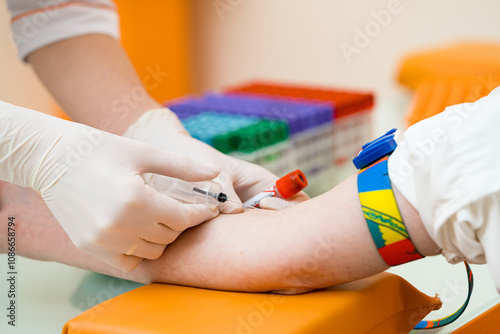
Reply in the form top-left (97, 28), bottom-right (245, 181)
top-left (2, 0), bottom-right (500, 117)
top-left (189, 1), bottom-right (500, 97)
top-left (0, 0), bottom-right (54, 113)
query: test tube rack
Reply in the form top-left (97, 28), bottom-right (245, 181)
top-left (227, 82), bottom-right (374, 188)
top-left (167, 82), bottom-right (373, 196)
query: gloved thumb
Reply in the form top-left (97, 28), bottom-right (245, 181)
top-left (260, 192), bottom-right (310, 210)
top-left (213, 171), bottom-right (244, 214)
top-left (259, 197), bottom-right (291, 210)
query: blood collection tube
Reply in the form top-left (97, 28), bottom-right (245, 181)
top-left (243, 170), bottom-right (308, 208)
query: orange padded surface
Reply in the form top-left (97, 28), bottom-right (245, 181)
top-left (452, 302), bottom-right (500, 334)
top-left (398, 42), bottom-right (500, 89)
top-left (63, 272), bottom-right (441, 334)
top-left (406, 75), bottom-right (500, 126)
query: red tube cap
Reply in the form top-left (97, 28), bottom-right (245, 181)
top-left (276, 170), bottom-right (308, 199)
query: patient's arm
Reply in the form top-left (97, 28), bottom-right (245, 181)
top-left (0, 175), bottom-right (440, 293)
top-left (143, 174), bottom-right (440, 293)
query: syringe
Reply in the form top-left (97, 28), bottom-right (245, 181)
top-left (146, 174), bottom-right (257, 209)
top-left (146, 169), bottom-right (307, 210)
top-left (146, 174), bottom-right (227, 208)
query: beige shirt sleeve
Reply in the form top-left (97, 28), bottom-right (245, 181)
top-left (6, 0), bottom-right (119, 61)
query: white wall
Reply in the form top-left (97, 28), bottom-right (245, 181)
top-left (0, 0), bottom-right (55, 113)
top-left (190, 0), bottom-right (500, 101)
top-left (2, 0), bottom-right (500, 119)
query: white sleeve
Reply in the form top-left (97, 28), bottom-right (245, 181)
top-left (388, 86), bottom-right (500, 292)
top-left (6, 0), bottom-right (120, 61)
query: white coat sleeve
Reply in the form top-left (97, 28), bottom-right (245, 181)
top-left (388, 86), bottom-right (500, 292)
top-left (6, 0), bottom-right (119, 61)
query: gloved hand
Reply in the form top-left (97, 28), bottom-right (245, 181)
top-left (123, 109), bottom-right (309, 211)
top-left (0, 101), bottom-right (220, 271)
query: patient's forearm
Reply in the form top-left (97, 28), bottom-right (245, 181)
top-left (141, 174), bottom-right (440, 292)
top-left (0, 175), bottom-right (439, 293)
top-left (145, 175), bottom-right (383, 292)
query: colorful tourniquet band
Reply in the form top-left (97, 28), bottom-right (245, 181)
top-left (357, 154), bottom-right (474, 329)
top-left (357, 155), bottom-right (423, 266)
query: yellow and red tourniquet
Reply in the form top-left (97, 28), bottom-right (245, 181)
top-left (357, 155), bottom-right (424, 266)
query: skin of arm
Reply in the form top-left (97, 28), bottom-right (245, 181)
top-left (0, 175), bottom-right (440, 294)
top-left (27, 34), bottom-right (160, 135)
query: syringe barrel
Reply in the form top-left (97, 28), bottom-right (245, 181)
top-left (147, 174), bottom-right (222, 208)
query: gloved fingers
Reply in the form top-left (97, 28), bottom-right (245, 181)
top-left (259, 191), bottom-right (310, 210)
top-left (139, 223), bottom-right (180, 245)
top-left (217, 190), bottom-right (244, 214)
top-left (259, 197), bottom-right (291, 210)
top-left (86, 243), bottom-right (144, 272)
top-left (159, 203), bottom-right (219, 231)
top-left (140, 146), bottom-right (220, 182)
top-left (290, 191), bottom-right (311, 203)
top-left (227, 159), bottom-right (280, 201)
top-left (112, 254), bottom-right (144, 273)
top-left (124, 238), bottom-right (167, 260)
top-left (213, 171), bottom-right (244, 214)
top-left (144, 184), bottom-right (220, 231)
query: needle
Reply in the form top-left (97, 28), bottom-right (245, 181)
top-left (211, 191), bottom-right (262, 210)
top-left (224, 198), bottom-right (262, 210)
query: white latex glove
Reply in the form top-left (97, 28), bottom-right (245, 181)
top-left (123, 109), bottom-right (309, 211)
top-left (0, 101), bottom-right (220, 271)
